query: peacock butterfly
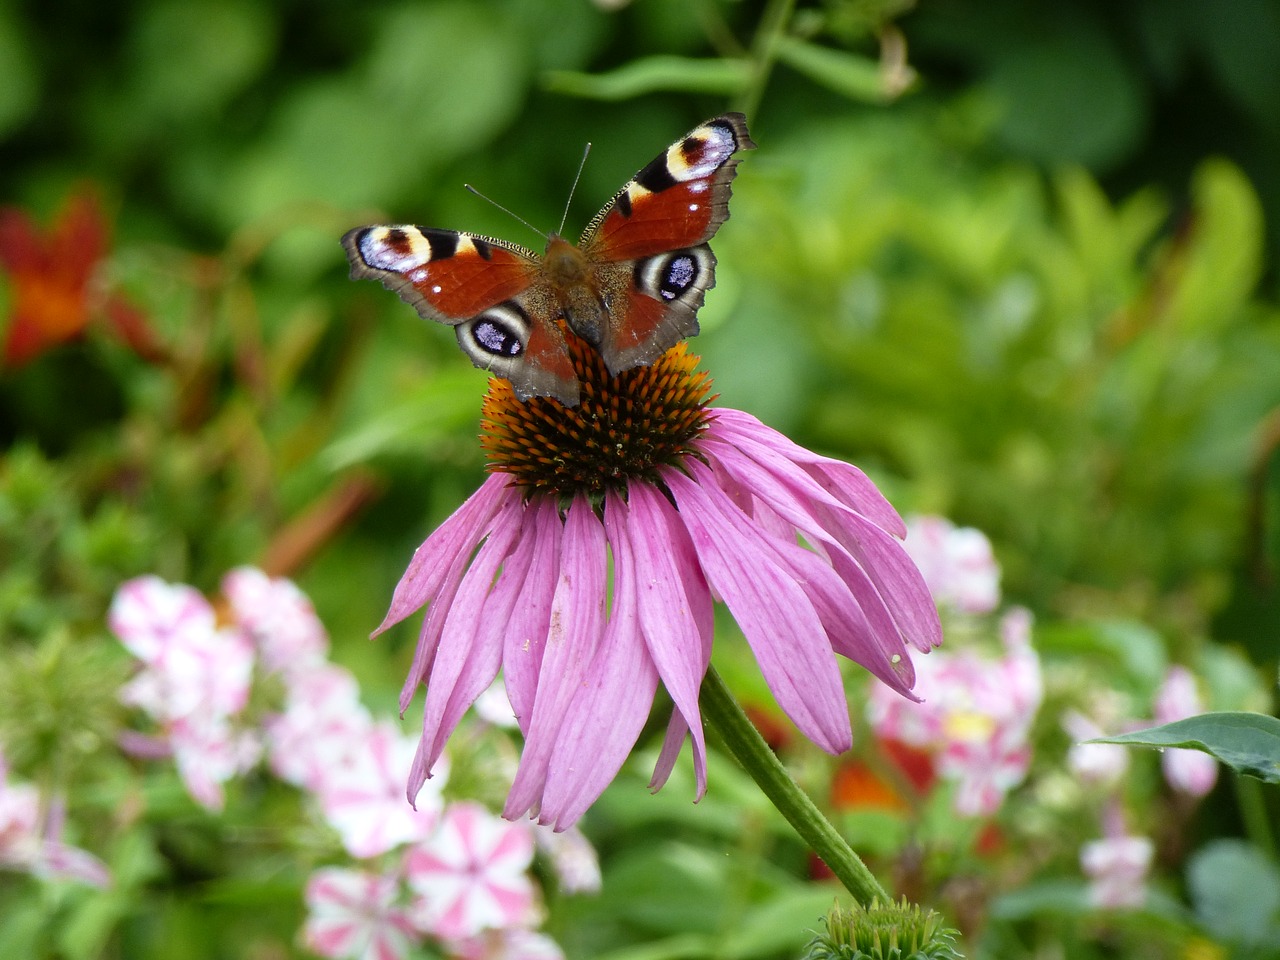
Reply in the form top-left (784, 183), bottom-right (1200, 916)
top-left (342, 113), bottom-right (755, 406)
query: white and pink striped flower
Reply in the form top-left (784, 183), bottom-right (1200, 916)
top-left (303, 867), bottom-right (416, 960)
top-left (405, 803), bottom-right (538, 940)
top-left (318, 718), bottom-right (448, 860)
top-left (868, 607), bottom-right (1041, 816)
top-left (223, 566), bottom-right (329, 676)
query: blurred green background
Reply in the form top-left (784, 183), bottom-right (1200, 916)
top-left (2, 0), bottom-right (1279, 957)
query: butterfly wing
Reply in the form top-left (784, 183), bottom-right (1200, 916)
top-left (579, 113), bottom-right (755, 374)
top-left (343, 225), bottom-right (580, 403)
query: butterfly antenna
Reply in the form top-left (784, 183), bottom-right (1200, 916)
top-left (557, 142), bottom-right (592, 236)
top-left (463, 184), bottom-right (548, 242)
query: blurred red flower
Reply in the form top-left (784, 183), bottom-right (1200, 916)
top-left (0, 189), bottom-right (159, 367)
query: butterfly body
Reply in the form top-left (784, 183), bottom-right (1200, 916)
top-left (343, 113), bottom-right (754, 405)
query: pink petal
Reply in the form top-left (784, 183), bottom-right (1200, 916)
top-left (501, 499), bottom-right (563, 733)
top-left (665, 463), bottom-right (852, 754)
top-left (414, 495), bottom-right (525, 777)
top-left (538, 491), bottom-right (660, 828)
top-left (703, 443), bottom-right (917, 689)
top-left (626, 484), bottom-right (714, 798)
top-left (706, 409), bottom-right (905, 535)
top-left (505, 498), bottom-right (607, 820)
top-left (377, 473), bottom-right (512, 637)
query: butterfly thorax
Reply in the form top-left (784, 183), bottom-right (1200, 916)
top-left (541, 234), bottom-right (618, 348)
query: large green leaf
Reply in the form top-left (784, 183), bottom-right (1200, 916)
top-left (1091, 712), bottom-right (1280, 783)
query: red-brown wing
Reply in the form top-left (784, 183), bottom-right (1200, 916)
top-left (579, 113), bottom-right (755, 262)
top-left (344, 224), bottom-right (584, 404)
top-left (342, 225), bottom-right (538, 324)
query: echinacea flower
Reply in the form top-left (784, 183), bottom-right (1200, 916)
top-left (0, 189), bottom-right (157, 367)
top-left (380, 332), bottom-right (941, 829)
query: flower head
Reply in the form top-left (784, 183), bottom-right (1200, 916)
top-left (381, 333), bottom-right (941, 829)
top-left (405, 802), bottom-right (538, 940)
top-left (304, 867), bottom-right (417, 960)
top-left (867, 607), bottom-right (1041, 816)
top-left (1154, 665), bottom-right (1218, 797)
top-left (0, 189), bottom-right (157, 367)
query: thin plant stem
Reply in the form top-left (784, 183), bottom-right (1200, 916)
top-left (734, 0), bottom-right (796, 119)
top-left (1236, 773), bottom-right (1276, 861)
top-left (700, 665), bottom-right (889, 906)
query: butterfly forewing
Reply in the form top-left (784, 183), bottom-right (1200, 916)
top-left (580, 114), bottom-right (755, 261)
top-left (342, 226), bottom-right (538, 323)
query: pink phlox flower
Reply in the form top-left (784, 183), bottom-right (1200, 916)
top-left (868, 607), bottom-right (1041, 815)
top-left (531, 823), bottom-right (601, 894)
top-left (108, 575), bottom-right (217, 664)
top-left (223, 566), bottom-right (329, 675)
top-left (382, 409), bottom-right (941, 829)
top-left (1154, 665), bottom-right (1218, 797)
top-left (265, 663), bottom-right (373, 790)
top-left (29, 838), bottom-right (113, 889)
top-left (1081, 834), bottom-right (1154, 910)
top-left (405, 802), bottom-right (538, 941)
top-left (448, 929), bottom-right (565, 960)
top-left (0, 784), bottom-right (110, 887)
top-left (111, 575), bottom-right (259, 810)
top-left (904, 516), bottom-right (1001, 615)
top-left (319, 718), bottom-right (448, 859)
top-left (0, 776), bottom-right (40, 861)
top-left (168, 713), bottom-right (262, 812)
top-left (121, 623), bottom-right (255, 722)
top-left (1062, 710), bottom-right (1129, 787)
top-left (304, 866), bottom-right (417, 960)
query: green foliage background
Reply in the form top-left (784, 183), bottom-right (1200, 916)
top-left (2, 0), bottom-right (1279, 957)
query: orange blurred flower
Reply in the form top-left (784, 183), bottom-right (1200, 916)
top-left (0, 189), bottom-right (159, 367)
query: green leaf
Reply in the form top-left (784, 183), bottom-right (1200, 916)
top-left (1090, 712), bottom-right (1280, 783)
top-left (543, 56), bottom-right (750, 100)
top-left (1187, 840), bottom-right (1280, 949)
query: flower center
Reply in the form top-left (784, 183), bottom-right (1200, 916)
top-left (480, 325), bottom-right (714, 497)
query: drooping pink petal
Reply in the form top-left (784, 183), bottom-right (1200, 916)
top-left (501, 500), bottom-right (563, 733)
top-left (665, 462), bottom-right (853, 754)
top-left (505, 498), bottom-right (608, 820)
top-left (625, 484), bottom-right (713, 797)
top-left (703, 435), bottom-right (940, 657)
top-left (413, 494), bottom-right (525, 779)
top-left (805, 501), bottom-right (942, 654)
top-left (538, 492), bottom-right (660, 829)
top-left (706, 409), bottom-right (906, 536)
top-left (701, 445), bottom-right (917, 693)
top-left (377, 473), bottom-right (512, 637)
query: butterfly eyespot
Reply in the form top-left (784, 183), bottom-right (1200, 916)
top-left (636, 248), bottom-right (710, 304)
top-left (458, 302), bottom-right (529, 366)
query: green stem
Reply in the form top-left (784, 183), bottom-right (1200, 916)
top-left (700, 665), bottom-right (888, 905)
top-left (734, 0), bottom-right (795, 119)
top-left (1236, 773), bottom-right (1277, 861)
